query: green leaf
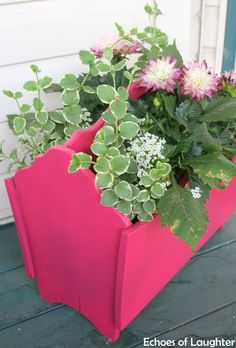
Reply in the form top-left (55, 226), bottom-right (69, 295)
top-left (30, 64), bottom-right (40, 73)
top-left (101, 189), bottom-right (118, 207)
top-left (61, 90), bottom-right (79, 105)
top-left (144, 3), bottom-right (153, 15)
top-left (175, 100), bottom-right (202, 130)
top-left (113, 59), bottom-right (127, 71)
top-left (140, 175), bottom-right (153, 187)
top-left (127, 157), bottom-right (138, 174)
top-left (143, 199), bottom-right (156, 214)
top-left (115, 22), bottom-right (125, 36)
top-left (110, 100), bottom-right (127, 119)
top-left (119, 121), bottom-right (140, 139)
top-left (9, 148), bottom-right (17, 161)
top-left (64, 124), bottom-right (78, 137)
top-left (43, 120), bottom-right (56, 132)
top-left (39, 76), bottom-right (53, 89)
top-left (96, 173), bottom-right (114, 188)
top-left (102, 109), bottom-right (117, 125)
top-left (13, 117), bottom-right (26, 133)
top-left (157, 185), bottom-right (208, 251)
top-left (35, 111), bottom-right (48, 125)
top-left (79, 50), bottom-right (95, 64)
top-left (138, 211), bottom-right (153, 222)
top-left (151, 182), bottom-right (165, 198)
top-left (162, 40), bottom-right (183, 66)
top-left (23, 81), bottom-right (37, 91)
top-left (107, 147), bottom-right (120, 157)
top-left (162, 95), bottom-right (176, 117)
top-left (3, 90), bottom-right (14, 98)
top-left (33, 97), bottom-right (44, 112)
top-left (97, 85), bottom-right (116, 104)
top-left (116, 200), bottom-right (132, 215)
top-left (137, 189), bottom-right (150, 202)
top-left (156, 161), bottom-right (171, 176)
top-left (130, 184), bottom-right (140, 199)
top-left (60, 74), bottom-right (80, 90)
top-left (189, 173), bottom-right (210, 204)
top-left (63, 104), bottom-right (81, 125)
top-left (188, 123), bottom-right (222, 151)
top-left (110, 155), bottom-right (130, 175)
top-left (103, 47), bottom-right (113, 61)
top-left (14, 91), bottom-right (23, 99)
top-left (97, 126), bottom-right (117, 145)
top-left (91, 142), bottom-right (107, 156)
top-left (50, 110), bottom-right (65, 124)
top-left (122, 113), bottom-right (139, 124)
top-left (68, 152), bottom-right (92, 173)
top-left (94, 157), bottom-right (110, 173)
top-left (124, 71), bottom-right (132, 81)
top-left (149, 169), bottom-right (161, 181)
top-left (20, 104), bottom-right (31, 113)
top-left (189, 153), bottom-right (236, 186)
top-left (200, 97), bottom-right (236, 122)
top-left (114, 181), bottom-right (132, 201)
top-left (97, 63), bottom-right (111, 73)
top-left (117, 87), bottom-right (129, 101)
top-left (82, 85), bottom-right (96, 94)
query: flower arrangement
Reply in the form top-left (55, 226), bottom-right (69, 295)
top-left (1, 1), bottom-right (236, 250)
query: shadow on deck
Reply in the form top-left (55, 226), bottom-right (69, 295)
top-left (0, 213), bottom-right (236, 348)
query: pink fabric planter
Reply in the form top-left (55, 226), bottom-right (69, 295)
top-left (5, 85), bottom-right (236, 340)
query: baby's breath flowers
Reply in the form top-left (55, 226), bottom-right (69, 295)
top-left (180, 60), bottom-right (220, 101)
top-left (190, 186), bottom-right (202, 199)
top-left (139, 56), bottom-right (181, 93)
top-left (80, 108), bottom-right (93, 128)
top-left (91, 35), bottom-right (142, 58)
top-left (127, 132), bottom-right (166, 177)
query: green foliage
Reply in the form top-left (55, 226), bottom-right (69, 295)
top-left (200, 97), bottom-right (236, 122)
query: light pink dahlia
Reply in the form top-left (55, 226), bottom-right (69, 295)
top-left (222, 70), bottom-right (236, 86)
top-left (180, 61), bottom-right (220, 101)
top-left (91, 35), bottom-right (142, 58)
top-left (139, 57), bottom-right (182, 93)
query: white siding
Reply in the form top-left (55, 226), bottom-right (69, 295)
top-left (0, 0), bottom-right (224, 223)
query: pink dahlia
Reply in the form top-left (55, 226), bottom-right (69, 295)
top-left (221, 70), bottom-right (236, 97)
top-left (180, 61), bottom-right (220, 101)
top-left (139, 57), bottom-right (182, 93)
top-left (91, 35), bottom-right (142, 58)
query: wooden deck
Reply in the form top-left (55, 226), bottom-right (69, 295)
top-left (0, 213), bottom-right (236, 348)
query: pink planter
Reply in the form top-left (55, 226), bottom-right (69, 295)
top-left (5, 84), bottom-right (236, 340)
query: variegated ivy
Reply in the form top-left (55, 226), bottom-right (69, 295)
top-left (69, 77), bottom-right (171, 222)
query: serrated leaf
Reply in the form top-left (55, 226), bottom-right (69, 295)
top-left (188, 123), bottom-right (222, 151)
top-left (175, 100), bottom-right (202, 131)
top-left (101, 189), bottom-right (118, 207)
top-left (13, 117), bottom-right (26, 133)
top-left (119, 121), bottom-right (140, 139)
top-left (200, 97), bottom-right (236, 122)
top-left (63, 104), bottom-right (81, 125)
top-left (157, 184), bottom-right (208, 251)
top-left (188, 153), bottom-right (236, 185)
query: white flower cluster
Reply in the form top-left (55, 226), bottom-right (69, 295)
top-left (80, 109), bottom-right (93, 128)
top-left (190, 186), bottom-right (202, 199)
top-left (127, 132), bottom-right (166, 177)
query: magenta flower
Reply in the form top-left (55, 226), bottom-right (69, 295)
top-left (139, 57), bottom-right (182, 93)
top-left (180, 61), bottom-right (220, 101)
top-left (91, 35), bottom-right (142, 58)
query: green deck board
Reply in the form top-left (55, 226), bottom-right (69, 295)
top-left (0, 212), bottom-right (235, 347)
